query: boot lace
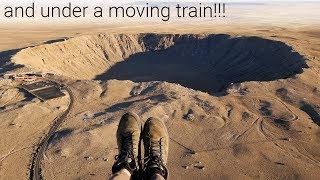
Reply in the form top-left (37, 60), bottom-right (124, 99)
top-left (144, 137), bottom-right (166, 174)
top-left (149, 137), bottom-right (164, 158)
top-left (115, 133), bottom-right (136, 163)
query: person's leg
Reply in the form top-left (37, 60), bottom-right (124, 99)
top-left (142, 117), bottom-right (169, 180)
top-left (109, 169), bottom-right (131, 180)
top-left (110, 112), bottom-right (142, 180)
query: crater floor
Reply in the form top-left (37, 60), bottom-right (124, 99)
top-left (12, 33), bottom-right (307, 93)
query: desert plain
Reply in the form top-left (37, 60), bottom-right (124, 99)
top-left (1, 2), bottom-right (320, 180)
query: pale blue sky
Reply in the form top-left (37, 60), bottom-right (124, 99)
top-left (118, 0), bottom-right (320, 1)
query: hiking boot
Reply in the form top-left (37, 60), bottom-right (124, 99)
top-left (142, 117), bottom-right (169, 179)
top-left (112, 112), bottom-right (142, 175)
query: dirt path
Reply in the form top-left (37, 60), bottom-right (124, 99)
top-left (29, 80), bottom-right (74, 180)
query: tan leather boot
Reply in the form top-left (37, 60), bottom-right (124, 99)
top-left (142, 117), bottom-right (169, 179)
top-left (112, 112), bottom-right (142, 175)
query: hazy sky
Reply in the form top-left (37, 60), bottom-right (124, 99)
top-left (118, 0), bottom-right (320, 1)
top-left (2, 0), bottom-right (320, 6)
top-left (1, 0), bottom-right (319, 26)
top-left (2, 0), bottom-right (320, 3)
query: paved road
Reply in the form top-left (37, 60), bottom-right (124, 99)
top-left (29, 81), bottom-right (74, 180)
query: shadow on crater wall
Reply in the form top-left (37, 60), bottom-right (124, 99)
top-left (95, 34), bottom-right (307, 94)
top-left (0, 48), bottom-right (25, 74)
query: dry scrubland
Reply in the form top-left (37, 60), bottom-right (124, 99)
top-left (0, 24), bottom-right (320, 180)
